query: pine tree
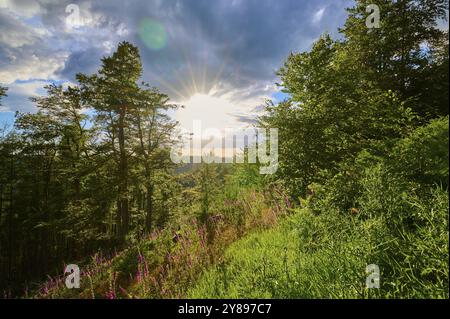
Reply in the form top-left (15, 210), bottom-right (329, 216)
top-left (77, 42), bottom-right (143, 240)
top-left (0, 86), bottom-right (7, 106)
top-left (130, 85), bottom-right (178, 233)
top-left (341, 0), bottom-right (449, 117)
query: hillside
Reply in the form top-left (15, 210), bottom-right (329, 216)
top-left (34, 118), bottom-right (449, 299)
top-left (0, 0), bottom-right (448, 299)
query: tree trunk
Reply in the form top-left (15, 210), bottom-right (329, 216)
top-left (0, 183), bottom-right (3, 225)
top-left (145, 182), bottom-right (153, 233)
top-left (117, 109), bottom-right (129, 240)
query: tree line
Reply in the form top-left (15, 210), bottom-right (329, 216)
top-left (261, 0), bottom-right (449, 197)
top-left (0, 0), bottom-right (448, 296)
top-left (0, 43), bottom-right (192, 293)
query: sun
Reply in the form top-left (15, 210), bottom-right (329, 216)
top-left (175, 93), bottom-right (238, 131)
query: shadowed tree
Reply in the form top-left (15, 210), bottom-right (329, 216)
top-left (0, 86), bottom-right (7, 106)
top-left (341, 0), bottom-right (449, 117)
top-left (77, 42), bottom-right (143, 240)
top-left (130, 85), bottom-right (179, 233)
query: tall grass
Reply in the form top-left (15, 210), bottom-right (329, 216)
top-left (34, 182), bottom-right (291, 299)
top-left (188, 187), bottom-right (448, 299)
top-left (33, 118), bottom-right (449, 299)
top-left (188, 118), bottom-right (449, 299)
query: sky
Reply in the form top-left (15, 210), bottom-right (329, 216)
top-left (0, 0), bottom-right (355, 131)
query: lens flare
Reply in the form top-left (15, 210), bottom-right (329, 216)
top-left (138, 18), bottom-right (167, 50)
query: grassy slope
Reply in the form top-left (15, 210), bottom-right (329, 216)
top-left (33, 118), bottom-right (449, 299)
top-left (188, 189), bottom-right (448, 299)
top-left (188, 209), bottom-right (376, 299)
top-left (34, 186), bottom-right (291, 299)
top-left (188, 118), bottom-right (450, 299)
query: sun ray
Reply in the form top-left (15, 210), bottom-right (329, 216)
top-left (200, 42), bottom-right (209, 94)
top-left (146, 68), bottom-right (189, 101)
top-left (172, 66), bottom-right (197, 98)
top-left (186, 60), bottom-right (199, 94)
top-left (211, 43), bottom-right (231, 93)
top-left (178, 41), bottom-right (200, 96)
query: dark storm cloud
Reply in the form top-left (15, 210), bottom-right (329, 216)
top-left (1, 0), bottom-right (354, 116)
top-left (231, 114), bottom-right (258, 125)
top-left (56, 47), bottom-right (105, 81)
top-left (48, 0), bottom-right (353, 98)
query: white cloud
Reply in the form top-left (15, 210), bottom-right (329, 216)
top-left (0, 80), bottom-right (49, 113)
top-left (174, 80), bottom-right (271, 135)
top-left (0, 0), bottom-right (352, 117)
top-left (116, 23), bottom-right (129, 37)
top-left (312, 7), bottom-right (326, 24)
top-left (0, 10), bottom-right (67, 85)
top-left (0, 0), bottom-right (41, 18)
top-left (0, 11), bottom-right (48, 48)
top-left (0, 51), bottom-right (68, 84)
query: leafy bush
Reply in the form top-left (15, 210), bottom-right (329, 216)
top-left (189, 186), bottom-right (448, 299)
top-left (389, 116), bottom-right (449, 188)
top-left (34, 179), bottom-right (290, 299)
top-left (188, 117), bottom-right (449, 299)
top-left (188, 209), bottom-right (383, 298)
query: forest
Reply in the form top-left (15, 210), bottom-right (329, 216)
top-left (0, 0), bottom-right (448, 299)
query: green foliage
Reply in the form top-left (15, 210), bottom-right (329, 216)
top-left (189, 118), bottom-right (449, 299)
top-left (390, 116), bottom-right (449, 187)
top-left (2, 0), bottom-right (448, 299)
top-left (0, 43), bottom-right (180, 294)
top-left (0, 86), bottom-right (7, 106)
top-left (35, 176), bottom-right (291, 299)
top-left (262, 34), bottom-right (416, 197)
top-left (380, 187), bottom-right (449, 298)
top-left (262, 0), bottom-right (448, 197)
top-left (188, 209), bottom-right (378, 298)
top-left (342, 0), bottom-right (449, 118)
top-left (189, 186), bottom-right (448, 299)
